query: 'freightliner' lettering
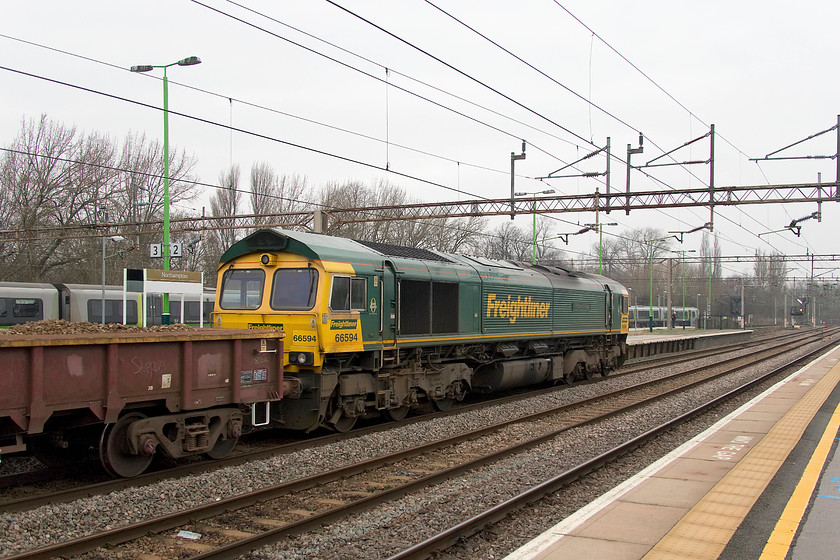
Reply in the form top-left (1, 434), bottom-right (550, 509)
top-left (486, 293), bottom-right (550, 324)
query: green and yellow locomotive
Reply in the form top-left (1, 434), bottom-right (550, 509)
top-left (214, 229), bottom-right (629, 432)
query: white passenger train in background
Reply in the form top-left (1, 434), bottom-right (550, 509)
top-left (0, 281), bottom-right (215, 327)
top-left (628, 305), bottom-right (699, 329)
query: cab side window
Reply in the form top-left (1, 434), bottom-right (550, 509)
top-left (330, 276), bottom-right (367, 312)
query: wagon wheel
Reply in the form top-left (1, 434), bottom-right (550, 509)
top-left (384, 406), bottom-right (410, 422)
top-left (99, 412), bottom-right (154, 478)
top-left (205, 435), bottom-right (239, 460)
top-left (29, 435), bottom-right (89, 469)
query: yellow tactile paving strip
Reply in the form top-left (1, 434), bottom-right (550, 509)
top-left (643, 357), bottom-right (840, 560)
top-left (759, 395), bottom-right (840, 559)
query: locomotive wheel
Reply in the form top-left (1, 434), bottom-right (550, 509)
top-left (432, 397), bottom-right (454, 411)
top-left (331, 412), bottom-right (357, 433)
top-left (562, 372), bottom-right (574, 385)
top-left (384, 406), bottom-right (410, 422)
top-left (99, 412), bottom-right (154, 478)
top-left (205, 435), bottom-right (238, 460)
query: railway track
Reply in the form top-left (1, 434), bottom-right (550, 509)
top-left (392, 331), bottom-right (840, 560)
top-left (0, 327), bottom-right (831, 514)
top-left (3, 328), bottom-right (836, 560)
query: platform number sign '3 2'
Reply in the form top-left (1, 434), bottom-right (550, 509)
top-left (149, 243), bottom-right (183, 258)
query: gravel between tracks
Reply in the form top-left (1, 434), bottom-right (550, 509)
top-left (0, 335), bottom-right (834, 559)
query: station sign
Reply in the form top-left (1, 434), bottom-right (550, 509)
top-left (149, 243), bottom-right (184, 258)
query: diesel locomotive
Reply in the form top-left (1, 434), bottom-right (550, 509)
top-left (214, 229), bottom-right (630, 432)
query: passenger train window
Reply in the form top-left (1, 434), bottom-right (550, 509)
top-left (329, 275), bottom-right (366, 312)
top-left (270, 268), bottom-right (318, 310)
top-left (220, 269), bottom-right (265, 310)
top-left (87, 299), bottom-right (138, 324)
top-left (0, 298), bottom-right (44, 325)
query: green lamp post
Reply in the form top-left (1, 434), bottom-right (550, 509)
top-left (514, 189), bottom-right (555, 264)
top-left (130, 56), bottom-right (201, 324)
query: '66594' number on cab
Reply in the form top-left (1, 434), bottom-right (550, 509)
top-left (335, 332), bottom-right (358, 343)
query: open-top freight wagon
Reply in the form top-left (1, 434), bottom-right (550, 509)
top-left (0, 328), bottom-right (285, 477)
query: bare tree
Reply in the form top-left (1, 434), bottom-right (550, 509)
top-left (250, 163), bottom-right (310, 229)
top-left (320, 179), bottom-right (484, 252)
top-left (205, 165), bottom-right (242, 266)
top-left (469, 221), bottom-right (531, 261)
top-left (753, 249), bottom-right (788, 289)
top-left (0, 115), bottom-right (123, 281)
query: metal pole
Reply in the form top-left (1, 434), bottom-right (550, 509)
top-left (649, 241), bottom-right (654, 332)
top-left (709, 124), bottom-right (716, 228)
top-left (708, 254), bottom-right (712, 330)
top-left (625, 143), bottom-right (632, 216)
top-left (682, 253), bottom-right (686, 329)
top-left (605, 136), bottom-right (611, 214)
top-left (697, 293), bottom-right (700, 328)
top-left (101, 235), bottom-right (106, 325)
top-left (532, 195), bottom-right (536, 265)
top-left (510, 153), bottom-right (516, 219)
top-left (599, 223), bottom-right (603, 275)
top-left (161, 66), bottom-right (171, 325)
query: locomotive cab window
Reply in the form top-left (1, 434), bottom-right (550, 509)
top-left (220, 269), bottom-right (265, 310)
top-left (271, 268), bottom-right (318, 310)
top-left (329, 276), bottom-right (366, 312)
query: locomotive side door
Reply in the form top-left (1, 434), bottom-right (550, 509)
top-left (604, 285), bottom-right (613, 333)
top-left (380, 260), bottom-right (398, 347)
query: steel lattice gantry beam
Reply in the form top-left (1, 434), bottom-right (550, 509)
top-left (317, 181), bottom-right (838, 228)
top-left (0, 182), bottom-right (836, 243)
top-left (569, 254), bottom-right (840, 266)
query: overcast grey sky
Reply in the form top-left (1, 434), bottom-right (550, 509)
top-left (2, 1), bottom-right (838, 280)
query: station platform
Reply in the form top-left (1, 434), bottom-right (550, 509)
top-left (626, 328), bottom-right (752, 360)
top-left (504, 341), bottom-right (840, 560)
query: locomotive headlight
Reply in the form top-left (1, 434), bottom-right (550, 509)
top-left (288, 352), bottom-right (314, 366)
top-left (260, 254), bottom-right (272, 266)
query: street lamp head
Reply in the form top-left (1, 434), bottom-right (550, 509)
top-left (541, 189), bottom-right (555, 194)
top-left (177, 56), bottom-right (202, 67)
top-left (514, 192), bottom-right (527, 196)
top-left (108, 235), bottom-right (125, 243)
top-left (130, 65), bottom-right (153, 73)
